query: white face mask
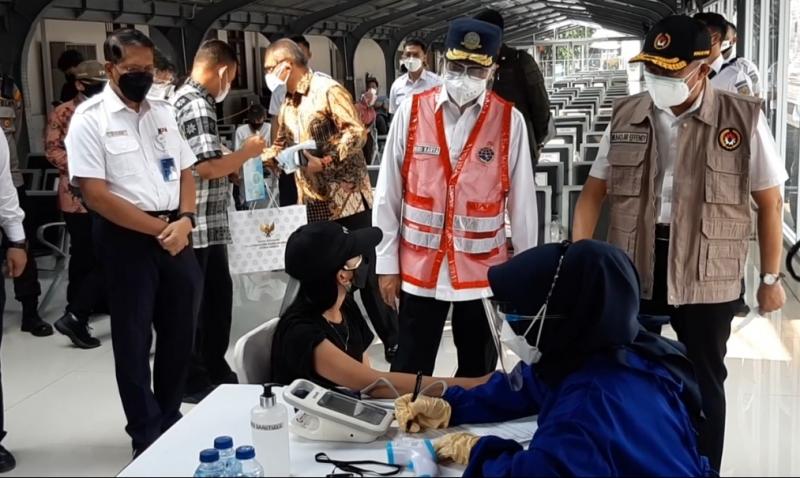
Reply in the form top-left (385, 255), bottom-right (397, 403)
top-left (722, 42), bottom-right (735, 61)
top-left (148, 82), bottom-right (174, 100)
top-left (643, 66), bottom-right (701, 110)
top-left (402, 57), bottom-right (423, 73)
top-left (215, 66), bottom-right (231, 103)
top-left (265, 62), bottom-right (288, 92)
top-left (443, 74), bottom-right (487, 107)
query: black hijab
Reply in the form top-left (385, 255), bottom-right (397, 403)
top-left (488, 240), bottom-right (704, 425)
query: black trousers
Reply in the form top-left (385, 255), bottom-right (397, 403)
top-left (93, 216), bottom-right (201, 451)
top-left (391, 293), bottom-right (497, 377)
top-left (640, 230), bottom-right (735, 471)
top-left (63, 212), bottom-right (105, 320)
top-left (186, 244), bottom-right (236, 393)
top-left (0, 264), bottom-right (6, 443)
top-left (278, 172), bottom-right (298, 207)
top-left (13, 187), bottom-right (40, 311)
top-left (335, 210), bottom-right (398, 349)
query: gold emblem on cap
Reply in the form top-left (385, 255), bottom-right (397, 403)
top-left (462, 32), bottom-right (482, 51)
top-left (654, 33), bottom-right (671, 50)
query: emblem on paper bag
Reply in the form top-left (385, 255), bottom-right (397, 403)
top-left (718, 128), bottom-right (742, 151)
top-left (259, 222), bottom-right (276, 238)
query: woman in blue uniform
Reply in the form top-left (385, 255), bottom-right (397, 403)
top-left (396, 240), bottom-right (716, 477)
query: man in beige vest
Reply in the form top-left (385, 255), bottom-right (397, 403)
top-left (573, 16), bottom-right (787, 472)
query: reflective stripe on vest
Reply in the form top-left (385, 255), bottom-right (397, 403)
top-left (402, 225), bottom-right (441, 250)
top-left (453, 230), bottom-right (506, 254)
top-left (402, 203), bottom-right (445, 229)
top-left (452, 212), bottom-right (505, 234)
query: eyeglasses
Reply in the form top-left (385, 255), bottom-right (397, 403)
top-left (342, 256), bottom-right (363, 272)
top-left (444, 61), bottom-right (493, 80)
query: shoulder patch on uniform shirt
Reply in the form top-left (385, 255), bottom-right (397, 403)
top-left (610, 132), bottom-right (649, 144)
top-left (414, 145), bottom-right (441, 156)
top-left (718, 128), bottom-right (742, 151)
top-left (105, 130), bottom-right (128, 138)
top-left (735, 81), bottom-right (752, 96)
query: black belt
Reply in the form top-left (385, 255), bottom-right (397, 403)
top-left (656, 223), bottom-right (670, 241)
top-left (145, 210), bottom-right (179, 222)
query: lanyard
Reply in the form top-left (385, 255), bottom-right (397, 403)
top-left (315, 453), bottom-right (402, 477)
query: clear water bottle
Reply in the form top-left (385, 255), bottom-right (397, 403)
top-left (235, 446), bottom-right (264, 477)
top-left (194, 449), bottom-right (225, 478)
top-left (214, 436), bottom-right (236, 473)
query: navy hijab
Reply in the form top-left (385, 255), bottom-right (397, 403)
top-left (488, 240), bottom-right (704, 425)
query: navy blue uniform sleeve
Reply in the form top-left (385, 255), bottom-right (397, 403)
top-left (444, 363), bottom-right (549, 426)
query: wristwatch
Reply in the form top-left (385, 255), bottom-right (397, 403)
top-left (7, 240), bottom-right (27, 251)
top-left (177, 212), bottom-right (197, 229)
top-left (761, 272), bottom-right (785, 286)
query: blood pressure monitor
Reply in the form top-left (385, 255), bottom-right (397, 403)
top-left (283, 379), bottom-right (394, 443)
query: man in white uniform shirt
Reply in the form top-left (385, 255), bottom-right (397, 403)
top-left (374, 19), bottom-right (538, 377)
top-left (722, 22), bottom-right (762, 97)
top-left (0, 132), bottom-right (29, 473)
top-left (65, 29), bottom-right (201, 455)
top-left (388, 38), bottom-right (442, 115)
top-left (695, 12), bottom-right (753, 96)
top-left (573, 16), bottom-right (786, 471)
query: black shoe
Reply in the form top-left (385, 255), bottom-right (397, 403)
top-left (384, 344), bottom-right (399, 363)
top-left (21, 316), bottom-right (54, 337)
top-left (0, 445), bottom-right (17, 473)
top-left (182, 384), bottom-right (217, 404)
top-left (54, 313), bottom-right (101, 349)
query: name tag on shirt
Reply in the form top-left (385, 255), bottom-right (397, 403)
top-left (106, 130), bottom-right (128, 138)
top-left (611, 132), bottom-right (649, 144)
top-left (414, 145), bottom-right (441, 156)
top-left (160, 157), bottom-right (179, 182)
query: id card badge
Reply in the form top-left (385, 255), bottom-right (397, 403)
top-left (160, 157), bottom-right (179, 182)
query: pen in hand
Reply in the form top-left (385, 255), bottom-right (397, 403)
top-left (407, 371), bottom-right (423, 433)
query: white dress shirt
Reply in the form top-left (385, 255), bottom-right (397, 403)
top-left (590, 89), bottom-right (788, 224)
top-left (235, 123), bottom-right (271, 151)
top-left (65, 84), bottom-right (197, 212)
top-left (712, 60), bottom-right (754, 96)
top-left (0, 133), bottom-right (24, 242)
top-left (374, 86), bottom-right (538, 302)
top-left (388, 70), bottom-right (442, 114)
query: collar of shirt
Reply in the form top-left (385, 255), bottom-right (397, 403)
top-left (405, 70), bottom-right (433, 86)
top-left (435, 84), bottom-right (487, 113)
top-left (294, 70), bottom-right (315, 97)
top-left (186, 78), bottom-right (215, 105)
top-left (710, 55), bottom-right (724, 74)
top-left (102, 82), bottom-right (151, 114)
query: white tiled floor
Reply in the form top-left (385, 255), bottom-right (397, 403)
top-left (2, 259), bottom-right (800, 476)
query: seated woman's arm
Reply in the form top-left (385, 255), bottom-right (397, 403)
top-left (313, 340), bottom-right (488, 398)
top-left (444, 363), bottom-right (550, 426)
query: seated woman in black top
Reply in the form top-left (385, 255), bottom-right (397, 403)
top-left (272, 222), bottom-right (487, 398)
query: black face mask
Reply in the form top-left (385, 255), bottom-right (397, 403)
top-left (117, 71), bottom-right (153, 103)
top-left (81, 81), bottom-right (105, 98)
top-left (249, 122), bottom-right (264, 132)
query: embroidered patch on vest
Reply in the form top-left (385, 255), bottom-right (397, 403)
top-left (718, 128), bottom-right (742, 151)
top-left (477, 146), bottom-right (495, 163)
top-left (610, 132), bottom-right (649, 144)
top-left (414, 145), bottom-right (441, 156)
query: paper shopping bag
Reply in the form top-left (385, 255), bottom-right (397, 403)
top-left (228, 205), bottom-right (307, 274)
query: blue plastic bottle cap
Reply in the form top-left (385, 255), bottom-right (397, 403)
top-left (200, 449), bottom-right (220, 463)
top-left (214, 436), bottom-right (234, 450)
top-left (235, 446), bottom-right (256, 460)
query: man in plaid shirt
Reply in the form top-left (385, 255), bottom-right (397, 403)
top-left (172, 40), bottom-right (266, 402)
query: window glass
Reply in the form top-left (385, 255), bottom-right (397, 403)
top-left (785, 0), bottom-right (800, 235)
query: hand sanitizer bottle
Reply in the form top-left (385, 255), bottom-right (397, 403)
top-left (251, 384), bottom-right (290, 477)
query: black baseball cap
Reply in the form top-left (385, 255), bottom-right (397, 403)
top-left (285, 222), bottom-right (382, 281)
top-left (630, 15), bottom-right (711, 71)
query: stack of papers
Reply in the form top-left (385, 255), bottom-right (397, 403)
top-left (277, 140), bottom-right (317, 173)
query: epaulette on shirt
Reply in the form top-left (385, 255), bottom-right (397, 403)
top-left (73, 93), bottom-right (104, 114)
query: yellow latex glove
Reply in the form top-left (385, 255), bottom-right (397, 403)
top-left (394, 394), bottom-right (452, 433)
top-left (434, 432), bottom-right (481, 465)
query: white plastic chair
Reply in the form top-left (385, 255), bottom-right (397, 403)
top-left (232, 318), bottom-right (280, 384)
